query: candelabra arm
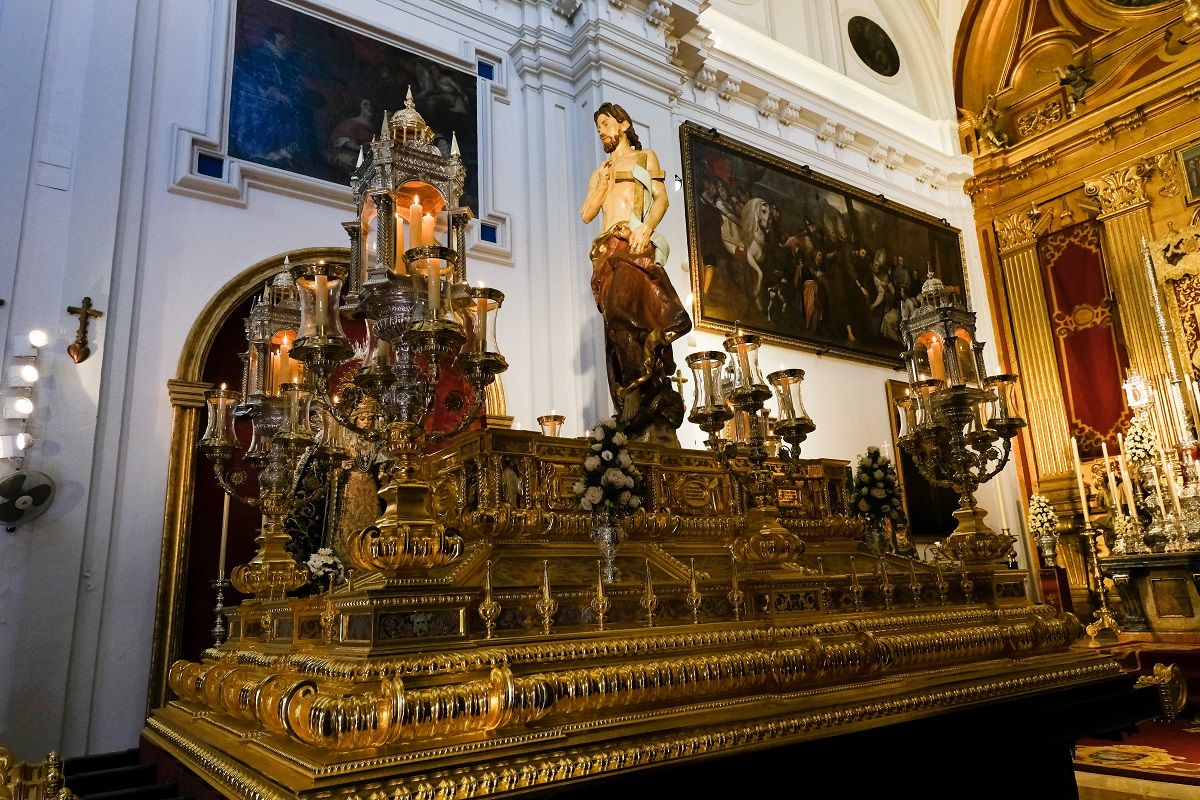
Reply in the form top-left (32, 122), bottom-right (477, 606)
top-left (211, 464), bottom-right (262, 509)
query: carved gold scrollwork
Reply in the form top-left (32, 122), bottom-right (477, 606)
top-left (1084, 163), bottom-right (1149, 216)
top-left (994, 208), bottom-right (1042, 253)
top-left (1016, 100), bottom-right (1063, 137)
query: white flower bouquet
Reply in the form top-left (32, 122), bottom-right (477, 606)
top-left (1026, 493), bottom-right (1057, 540)
top-left (306, 547), bottom-right (345, 586)
top-left (1123, 412), bottom-right (1158, 468)
top-left (851, 445), bottom-right (905, 525)
top-left (573, 415), bottom-right (643, 515)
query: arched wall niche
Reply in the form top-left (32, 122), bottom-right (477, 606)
top-left (147, 246), bottom-right (349, 710)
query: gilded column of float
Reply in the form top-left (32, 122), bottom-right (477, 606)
top-left (1084, 164), bottom-right (1166, 380)
top-left (148, 378), bottom-right (211, 708)
top-left (994, 210), bottom-right (1071, 478)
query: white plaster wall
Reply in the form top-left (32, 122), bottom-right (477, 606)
top-left (0, 0), bottom-right (1026, 759)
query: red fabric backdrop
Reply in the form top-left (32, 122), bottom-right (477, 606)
top-left (1037, 220), bottom-right (1132, 459)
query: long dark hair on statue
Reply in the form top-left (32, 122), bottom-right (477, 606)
top-left (593, 102), bottom-right (642, 150)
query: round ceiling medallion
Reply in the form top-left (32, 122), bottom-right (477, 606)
top-left (848, 16), bottom-right (900, 77)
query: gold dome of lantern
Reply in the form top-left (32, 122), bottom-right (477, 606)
top-left (388, 87), bottom-right (436, 146)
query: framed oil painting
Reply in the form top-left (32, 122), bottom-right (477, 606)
top-left (679, 121), bottom-right (966, 367)
top-left (1176, 137), bottom-right (1200, 205)
top-left (229, 0), bottom-right (479, 210)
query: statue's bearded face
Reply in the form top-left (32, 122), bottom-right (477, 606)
top-left (595, 114), bottom-right (626, 153)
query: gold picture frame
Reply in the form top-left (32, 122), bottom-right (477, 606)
top-left (679, 121), bottom-right (967, 368)
top-left (1177, 137), bottom-right (1200, 205)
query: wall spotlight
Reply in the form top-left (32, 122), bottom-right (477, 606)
top-left (12, 356), bottom-right (39, 384)
top-left (673, 174), bottom-right (683, 192)
top-left (27, 329), bottom-right (49, 348)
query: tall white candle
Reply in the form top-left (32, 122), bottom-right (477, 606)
top-left (408, 196), bottom-right (423, 244)
top-left (994, 479), bottom-right (1009, 530)
top-left (313, 273), bottom-right (329, 334)
top-left (421, 213), bottom-right (435, 250)
top-left (1160, 446), bottom-right (1183, 516)
top-left (1070, 436), bottom-right (1090, 526)
top-left (393, 210), bottom-right (406, 274)
top-left (1101, 441), bottom-right (1120, 516)
top-left (218, 492), bottom-right (230, 579)
top-left (1117, 433), bottom-right (1138, 516)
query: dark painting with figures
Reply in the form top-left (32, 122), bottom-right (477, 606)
top-left (680, 122), bottom-right (965, 367)
top-left (229, 0), bottom-right (478, 211)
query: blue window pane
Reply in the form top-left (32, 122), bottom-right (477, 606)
top-left (197, 152), bottom-right (224, 178)
top-left (477, 61), bottom-right (494, 81)
top-left (479, 223), bottom-right (498, 244)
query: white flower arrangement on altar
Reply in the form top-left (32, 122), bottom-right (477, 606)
top-left (306, 547), bottom-right (345, 586)
top-left (1123, 412), bottom-right (1158, 468)
top-left (851, 445), bottom-right (904, 525)
top-left (1026, 494), bottom-right (1057, 540)
top-left (573, 415), bottom-right (643, 515)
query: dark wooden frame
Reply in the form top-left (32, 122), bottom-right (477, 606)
top-left (679, 121), bottom-right (967, 367)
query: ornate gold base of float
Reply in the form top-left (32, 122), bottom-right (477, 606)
top-left (144, 430), bottom-right (1170, 799)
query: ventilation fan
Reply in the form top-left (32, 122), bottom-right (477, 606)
top-left (0, 469), bottom-right (55, 529)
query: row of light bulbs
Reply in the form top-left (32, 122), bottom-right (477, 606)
top-left (0, 329), bottom-right (50, 460)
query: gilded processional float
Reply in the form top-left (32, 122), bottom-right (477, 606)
top-left (144, 97), bottom-right (1181, 798)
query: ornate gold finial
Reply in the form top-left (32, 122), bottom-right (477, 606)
top-left (389, 86), bottom-right (435, 145)
top-left (535, 560), bottom-right (557, 635)
top-left (878, 557), bottom-right (894, 610)
top-left (478, 559), bottom-right (501, 639)
top-left (817, 556), bottom-right (832, 613)
top-left (379, 110), bottom-right (390, 141)
top-left (450, 131), bottom-right (461, 158)
top-left (849, 555), bottom-right (864, 612)
top-left (590, 560), bottom-right (610, 631)
top-left (909, 559), bottom-right (922, 608)
top-left (727, 555), bottom-right (744, 622)
top-left (686, 558), bottom-right (703, 624)
top-left (935, 561), bottom-right (949, 605)
top-left (959, 561), bottom-right (974, 604)
top-left (640, 559), bottom-right (658, 627)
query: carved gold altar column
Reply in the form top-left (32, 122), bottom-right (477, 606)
top-left (1084, 167), bottom-right (1167, 376)
top-left (994, 208), bottom-right (1071, 478)
top-left (149, 378), bottom-right (211, 708)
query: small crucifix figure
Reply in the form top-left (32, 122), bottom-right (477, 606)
top-left (67, 296), bottom-right (104, 364)
top-left (670, 368), bottom-right (689, 397)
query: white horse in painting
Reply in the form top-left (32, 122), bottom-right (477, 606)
top-left (740, 196), bottom-right (771, 305)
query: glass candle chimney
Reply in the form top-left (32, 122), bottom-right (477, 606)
top-left (686, 351), bottom-right (727, 411)
top-left (201, 385), bottom-right (242, 451)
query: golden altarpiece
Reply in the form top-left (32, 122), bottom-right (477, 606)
top-left (131, 95), bottom-right (1186, 800)
top-left (956, 0), bottom-right (1200, 632)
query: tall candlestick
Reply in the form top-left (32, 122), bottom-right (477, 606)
top-left (408, 195), bottom-right (423, 245)
top-left (427, 260), bottom-right (441, 318)
top-left (1101, 441), bottom-right (1120, 516)
top-left (421, 212), bottom-right (435, 250)
top-left (734, 329), bottom-right (751, 385)
top-left (1150, 467), bottom-right (1167, 518)
top-left (475, 289), bottom-right (487, 353)
top-left (1070, 436), bottom-right (1090, 526)
top-left (218, 491), bottom-right (230, 579)
top-left (995, 479), bottom-right (1008, 530)
top-left (1117, 433), bottom-right (1138, 516)
top-left (1160, 446), bottom-right (1182, 516)
top-left (393, 210), bottom-right (406, 273)
top-left (270, 348), bottom-right (281, 395)
top-left (313, 274), bottom-right (329, 334)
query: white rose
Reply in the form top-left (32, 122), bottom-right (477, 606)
top-left (618, 451), bottom-right (632, 468)
top-left (584, 486), bottom-right (603, 504)
top-left (601, 450), bottom-right (614, 461)
top-left (625, 475), bottom-right (634, 488)
top-left (630, 495), bottom-right (642, 508)
top-left (580, 498), bottom-right (593, 511)
top-left (592, 426), bottom-right (606, 440)
top-left (612, 432), bottom-right (627, 446)
top-left (573, 481), bottom-right (585, 496)
top-left (591, 443), bottom-right (603, 452)
top-left (584, 456), bottom-right (601, 471)
top-left (620, 490), bottom-right (631, 504)
top-left (602, 467), bottom-right (626, 487)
